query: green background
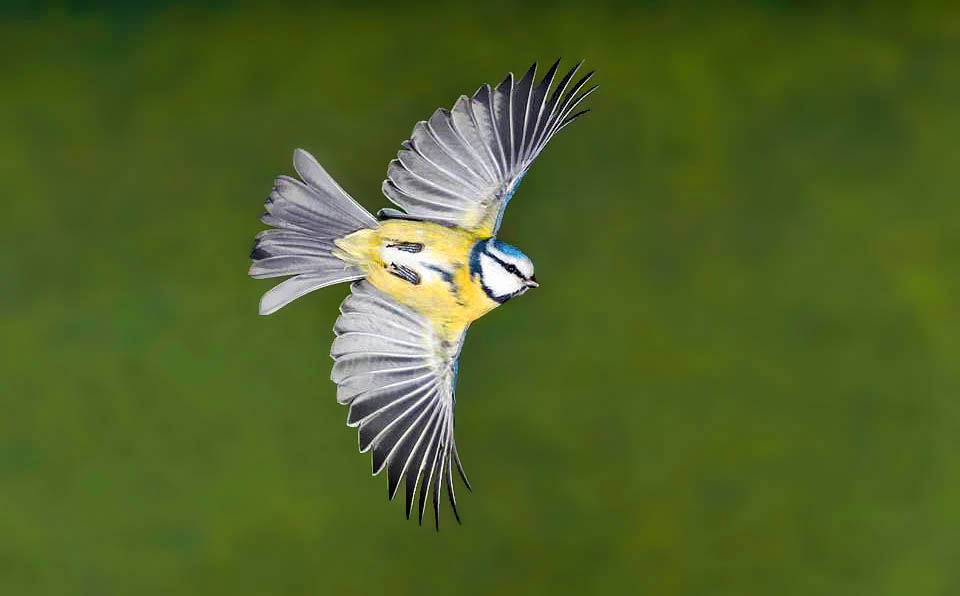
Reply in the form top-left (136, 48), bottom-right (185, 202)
top-left (2, 2), bottom-right (959, 594)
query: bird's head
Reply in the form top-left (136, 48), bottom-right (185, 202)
top-left (470, 238), bottom-right (538, 303)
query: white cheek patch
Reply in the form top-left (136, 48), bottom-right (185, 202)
top-left (517, 260), bottom-right (534, 279)
top-left (479, 253), bottom-right (524, 298)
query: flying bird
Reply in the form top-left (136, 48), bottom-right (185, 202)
top-left (249, 60), bottom-right (596, 528)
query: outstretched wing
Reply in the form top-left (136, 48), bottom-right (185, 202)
top-left (381, 60), bottom-right (597, 236)
top-left (330, 281), bottom-right (471, 528)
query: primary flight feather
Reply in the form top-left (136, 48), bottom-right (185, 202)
top-left (249, 60), bottom-right (596, 528)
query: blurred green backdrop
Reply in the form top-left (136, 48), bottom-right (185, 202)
top-left (2, 2), bottom-right (959, 594)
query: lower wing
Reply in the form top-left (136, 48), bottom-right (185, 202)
top-left (330, 281), bottom-right (471, 528)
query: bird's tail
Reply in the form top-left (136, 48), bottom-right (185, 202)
top-left (249, 149), bottom-right (378, 315)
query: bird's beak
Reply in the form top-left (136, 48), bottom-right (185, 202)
top-left (526, 276), bottom-right (539, 288)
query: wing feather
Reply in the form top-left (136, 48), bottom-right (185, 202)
top-left (537, 72), bottom-right (597, 155)
top-left (386, 398), bottom-right (443, 500)
top-left (430, 107), bottom-right (497, 184)
top-left (348, 378), bottom-right (436, 428)
top-left (358, 383), bottom-right (437, 454)
top-left (331, 332), bottom-right (425, 357)
top-left (494, 73), bottom-right (515, 171)
top-left (450, 96), bottom-right (501, 181)
top-left (513, 63), bottom-right (536, 166)
top-left (382, 60), bottom-right (595, 235)
top-left (417, 411), bottom-right (446, 526)
top-left (474, 84), bottom-right (509, 174)
top-left (525, 59), bottom-right (559, 154)
top-left (405, 405), bottom-right (443, 519)
top-left (394, 151), bottom-right (480, 204)
top-left (406, 135), bottom-right (484, 194)
top-left (331, 281), bottom-right (469, 527)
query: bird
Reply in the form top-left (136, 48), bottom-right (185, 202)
top-left (249, 60), bottom-right (596, 528)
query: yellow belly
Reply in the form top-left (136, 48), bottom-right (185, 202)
top-left (334, 220), bottom-right (499, 342)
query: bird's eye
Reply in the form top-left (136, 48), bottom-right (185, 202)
top-left (505, 264), bottom-right (519, 275)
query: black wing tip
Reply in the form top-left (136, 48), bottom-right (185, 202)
top-left (472, 83), bottom-right (493, 100)
top-left (563, 71), bottom-right (596, 104)
top-left (417, 474), bottom-right (428, 526)
top-left (453, 445), bottom-right (472, 491)
top-left (450, 501), bottom-right (462, 525)
top-left (521, 61), bottom-right (538, 79)
top-left (396, 469), bottom-right (467, 529)
top-left (250, 245), bottom-right (270, 261)
top-left (405, 481), bottom-right (415, 520)
top-left (564, 60), bottom-right (585, 80)
top-left (447, 477), bottom-right (463, 524)
top-left (562, 108), bottom-right (592, 126)
top-left (533, 59), bottom-right (563, 92)
top-left (528, 58), bottom-right (584, 87)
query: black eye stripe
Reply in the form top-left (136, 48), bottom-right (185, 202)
top-left (484, 251), bottom-right (527, 280)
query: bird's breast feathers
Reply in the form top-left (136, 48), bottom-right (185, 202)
top-left (334, 220), bottom-right (498, 339)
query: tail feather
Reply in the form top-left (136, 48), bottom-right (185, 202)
top-left (292, 148), bottom-right (376, 228)
top-left (258, 269), bottom-right (363, 316)
top-left (250, 149), bottom-right (375, 315)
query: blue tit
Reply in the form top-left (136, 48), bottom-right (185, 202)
top-left (249, 60), bottom-right (596, 528)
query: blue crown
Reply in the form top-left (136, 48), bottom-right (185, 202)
top-left (490, 239), bottom-right (527, 260)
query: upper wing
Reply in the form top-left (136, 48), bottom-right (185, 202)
top-left (330, 281), bottom-right (471, 528)
top-left (381, 60), bottom-right (597, 236)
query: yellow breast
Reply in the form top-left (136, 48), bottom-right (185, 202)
top-left (334, 220), bottom-right (499, 342)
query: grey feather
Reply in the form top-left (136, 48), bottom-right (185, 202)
top-left (348, 377), bottom-right (438, 426)
top-left (492, 73), bottom-right (515, 170)
top-left (416, 412), bottom-right (445, 525)
top-left (250, 149), bottom-right (376, 314)
top-left (513, 63), bottom-right (537, 164)
top-left (397, 144), bottom-right (484, 199)
top-left (405, 406), bottom-right (443, 518)
top-left (410, 114), bottom-right (491, 189)
top-left (331, 332), bottom-right (424, 358)
top-left (332, 352), bottom-right (426, 385)
top-left (382, 60), bottom-right (595, 234)
top-left (249, 254), bottom-right (340, 279)
top-left (335, 364), bottom-right (435, 406)
top-left (368, 387), bottom-right (439, 472)
top-left (527, 60), bottom-right (559, 149)
top-left (292, 148), bottom-right (378, 227)
top-left (357, 384), bottom-right (437, 453)
top-left (387, 399), bottom-right (442, 500)
top-left (450, 96), bottom-right (501, 181)
top-left (331, 281), bottom-right (468, 527)
top-left (340, 282), bottom-right (432, 332)
top-left (333, 313), bottom-right (426, 343)
top-left (258, 270), bottom-right (363, 316)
